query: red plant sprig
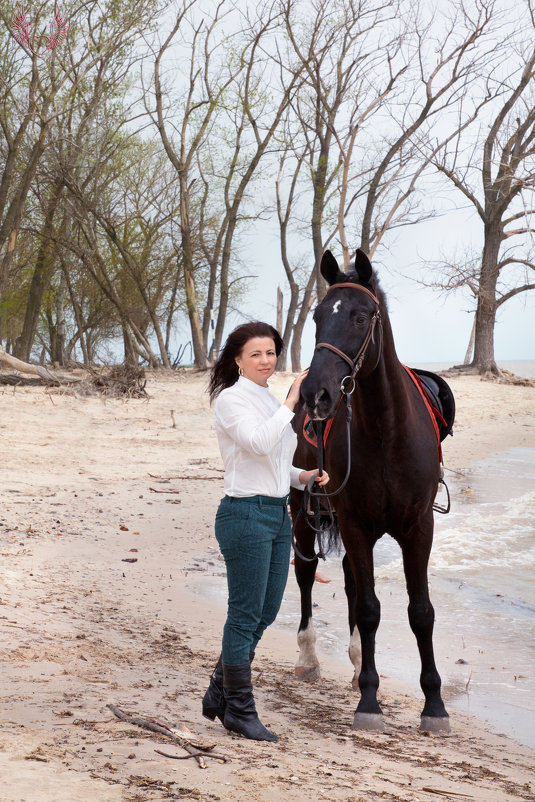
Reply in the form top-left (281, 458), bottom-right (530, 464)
top-left (11, 3), bottom-right (69, 57)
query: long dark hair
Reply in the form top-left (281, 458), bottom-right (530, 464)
top-left (209, 321), bottom-right (283, 402)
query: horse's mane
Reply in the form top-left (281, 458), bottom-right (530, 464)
top-left (341, 265), bottom-right (388, 310)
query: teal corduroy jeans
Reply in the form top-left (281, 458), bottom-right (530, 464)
top-left (215, 494), bottom-right (292, 665)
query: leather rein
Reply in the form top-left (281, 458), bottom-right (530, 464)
top-left (292, 282), bottom-right (382, 563)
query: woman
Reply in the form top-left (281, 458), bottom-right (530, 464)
top-left (203, 321), bottom-right (329, 743)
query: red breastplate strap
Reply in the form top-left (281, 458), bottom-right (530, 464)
top-left (302, 395), bottom-right (344, 449)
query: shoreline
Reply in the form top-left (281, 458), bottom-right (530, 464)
top-left (1, 369), bottom-right (534, 801)
top-left (185, 447), bottom-right (535, 750)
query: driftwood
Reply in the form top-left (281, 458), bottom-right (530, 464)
top-left (88, 365), bottom-right (148, 398)
top-left (0, 349), bottom-right (60, 383)
top-left (0, 351), bottom-right (148, 397)
top-left (106, 704), bottom-right (228, 768)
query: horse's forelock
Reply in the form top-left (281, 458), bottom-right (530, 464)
top-left (345, 266), bottom-right (383, 301)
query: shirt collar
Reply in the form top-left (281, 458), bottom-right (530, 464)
top-left (237, 375), bottom-right (271, 396)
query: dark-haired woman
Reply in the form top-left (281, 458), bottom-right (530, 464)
top-left (203, 321), bottom-right (329, 743)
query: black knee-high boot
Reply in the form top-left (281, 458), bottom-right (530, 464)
top-left (222, 661), bottom-right (278, 742)
top-left (202, 655), bottom-right (225, 723)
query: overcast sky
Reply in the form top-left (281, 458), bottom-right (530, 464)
top-left (233, 206), bottom-right (535, 369)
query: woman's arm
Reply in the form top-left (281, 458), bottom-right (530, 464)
top-left (215, 393), bottom-right (294, 456)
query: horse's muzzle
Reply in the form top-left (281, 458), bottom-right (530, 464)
top-left (303, 386), bottom-right (336, 421)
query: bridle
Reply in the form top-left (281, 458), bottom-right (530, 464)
top-left (292, 281), bottom-right (383, 563)
top-left (315, 282), bottom-right (382, 393)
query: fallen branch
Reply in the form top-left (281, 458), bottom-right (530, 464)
top-left (155, 747), bottom-right (227, 762)
top-left (422, 789), bottom-right (473, 799)
top-left (0, 348), bottom-right (57, 382)
top-left (106, 704), bottom-right (227, 768)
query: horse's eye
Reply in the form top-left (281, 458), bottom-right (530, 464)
top-left (353, 313), bottom-right (368, 327)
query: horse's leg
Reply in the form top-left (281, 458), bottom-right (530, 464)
top-left (290, 497), bottom-right (321, 681)
top-left (345, 539), bottom-right (384, 731)
top-left (294, 550), bottom-right (320, 681)
top-left (400, 527), bottom-right (450, 732)
top-left (342, 553), bottom-right (360, 690)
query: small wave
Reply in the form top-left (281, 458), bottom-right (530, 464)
top-left (375, 490), bottom-right (535, 578)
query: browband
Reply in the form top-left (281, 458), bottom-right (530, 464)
top-left (326, 282), bottom-right (379, 307)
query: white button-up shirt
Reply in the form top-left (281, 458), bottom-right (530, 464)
top-left (214, 376), bottom-right (305, 497)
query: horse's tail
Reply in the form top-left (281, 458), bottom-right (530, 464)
top-left (299, 486), bottom-right (341, 561)
top-left (315, 509), bottom-right (341, 558)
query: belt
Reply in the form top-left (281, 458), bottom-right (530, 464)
top-left (225, 494), bottom-right (289, 506)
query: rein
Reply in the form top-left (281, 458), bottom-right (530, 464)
top-left (292, 281), bottom-right (381, 563)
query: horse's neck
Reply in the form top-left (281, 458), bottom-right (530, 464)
top-left (354, 335), bottom-right (407, 420)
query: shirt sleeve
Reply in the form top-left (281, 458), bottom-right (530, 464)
top-left (215, 391), bottom-right (295, 456)
top-left (290, 465), bottom-right (306, 490)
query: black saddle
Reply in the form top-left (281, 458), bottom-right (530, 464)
top-left (412, 368), bottom-right (455, 441)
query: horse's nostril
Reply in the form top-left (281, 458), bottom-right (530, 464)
top-left (316, 388), bottom-right (330, 406)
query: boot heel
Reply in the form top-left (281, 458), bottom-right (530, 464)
top-left (202, 655), bottom-right (225, 724)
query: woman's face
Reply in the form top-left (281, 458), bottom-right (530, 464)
top-left (235, 337), bottom-right (277, 387)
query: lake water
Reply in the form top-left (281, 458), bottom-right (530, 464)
top-left (274, 447), bottom-right (535, 748)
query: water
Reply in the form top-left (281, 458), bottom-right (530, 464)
top-left (411, 359), bottom-right (535, 378)
top-left (188, 446), bottom-right (535, 747)
top-left (276, 447), bottom-right (535, 748)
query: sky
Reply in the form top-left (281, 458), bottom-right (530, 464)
top-left (231, 207), bottom-right (535, 369)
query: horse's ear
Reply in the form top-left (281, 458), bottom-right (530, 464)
top-left (354, 248), bottom-right (372, 285)
top-left (320, 250), bottom-right (340, 285)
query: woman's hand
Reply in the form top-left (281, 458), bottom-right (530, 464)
top-left (299, 468), bottom-right (330, 487)
top-left (284, 369), bottom-right (309, 411)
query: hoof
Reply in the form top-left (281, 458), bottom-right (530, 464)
top-left (352, 712), bottom-right (385, 731)
top-left (420, 715), bottom-right (451, 733)
top-left (294, 664), bottom-right (320, 682)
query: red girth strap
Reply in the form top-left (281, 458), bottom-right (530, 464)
top-left (402, 364), bottom-right (444, 463)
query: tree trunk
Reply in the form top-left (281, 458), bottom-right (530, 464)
top-left (179, 179), bottom-right (208, 369)
top-left (14, 182), bottom-right (64, 361)
top-left (471, 228), bottom-right (501, 374)
top-left (122, 324), bottom-right (138, 367)
top-left (290, 269), bottom-right (317, 372)
top-left (463, 316), bottom-right (476, 365)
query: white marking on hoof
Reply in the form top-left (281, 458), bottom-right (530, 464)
top-left (420, 715), bottom-right (451, 733)
top-left (295, 622), bottom-right (320, 682)
top-left (353, 712), bottom-right (385, 731)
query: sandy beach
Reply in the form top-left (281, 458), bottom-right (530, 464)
top-left (1, 368), bottom-right (534, 802)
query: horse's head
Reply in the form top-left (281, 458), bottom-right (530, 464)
top-left (302, 248), bottom-right (382, 420)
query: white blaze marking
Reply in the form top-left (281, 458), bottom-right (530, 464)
top-left (332, 300), bottom-right (342, 314)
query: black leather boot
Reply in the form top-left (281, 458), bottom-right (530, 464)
top-left (222, 661), bottom-right (278, 742)
top-left (202, 655), bottom-right (225, 723)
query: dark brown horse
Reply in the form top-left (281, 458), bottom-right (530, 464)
top-left (290, 248), bottom-right (453, 733)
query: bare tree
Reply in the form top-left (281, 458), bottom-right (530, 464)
top-left (433, 0), bottom-right (535, 375)
top-left (273, 0), bottom-right (497, 369)
top-left (149, 0), bottom-right (302, 367)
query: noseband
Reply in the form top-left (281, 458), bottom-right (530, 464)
top-left (315, 282), bottom-right (382, 389)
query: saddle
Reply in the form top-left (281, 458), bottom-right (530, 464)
top-left (303, 367), bottom-right (455, 449)
top-left (407, 367), bottom-right (455, 442)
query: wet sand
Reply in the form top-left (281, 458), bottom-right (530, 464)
top-left (1, 369), bottom-right (534, 801)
